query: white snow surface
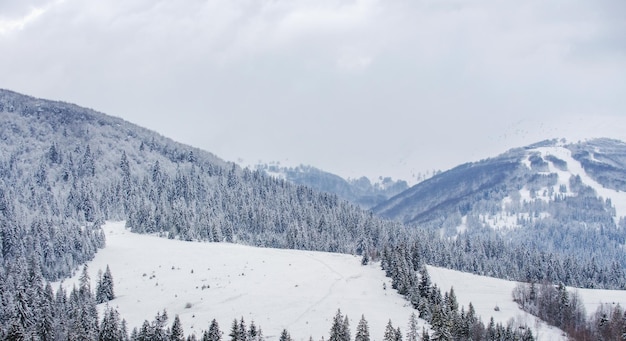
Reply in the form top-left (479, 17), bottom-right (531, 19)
top-left (427, 266), bottom-right (567, 341)
top-left (58, 222), bottom-right (422, 340)
top-left (57, 222), bottom-right (626, 341)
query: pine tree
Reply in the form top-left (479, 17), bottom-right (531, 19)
top-left (279, 329), bottom-right (292, 341)
top-left (137, 320), bottom-right (152, 341)
top-left (431, 305), bottom-right (452, 341)
top-left (153, 310), bottom-right (169, 341)
top-left (329, 309), bottom-right (349, 341)
top-left (99, 306), bottom-right (123, 341)
top-left (205, 319), bottom-right (222, 341)
top-left (79, 264), bottom-right (92, 299)
top-left (406, 313), bottom-right (418, 341)
top-left (38, 283), bottom-right (55, 341)
top-left (383, 320), bottom-right (396, 341)
top-left (343, 316), bottom-right (351, 341)
top-left (394, 327), bottom-right (402, 341)
top-left (229, 319), bottom-right (240, 341)
top-left (355, 315), bottom-right (370, 341)
top-left (238, 318), bottom-right (248, 341)
top-left (247, 321), bottom-right (263, 341)
top-left (97, 265), bottom-right (115, 304)
top-left (121, 319), bottom-right (130, 341)
top-left (170, 315), bottom-right (185, 341)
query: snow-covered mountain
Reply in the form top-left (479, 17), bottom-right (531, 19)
top-left (254, 163), bottom-right (409, 209)
top-left (3, 89), bottom-right (626, 340)
top-left (373, 138), bottom-right (626, 286)
top-left (374, 138), bottom-right (626, 228)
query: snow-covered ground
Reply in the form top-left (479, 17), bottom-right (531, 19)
top-left (427, 266), bottom-right (566, 341)
top-left (58, 222), bottom-right (626, 341)
top-left (58, 222), bottom-right (422, 340)
top-left (428, 266), bottom-right (626, 341)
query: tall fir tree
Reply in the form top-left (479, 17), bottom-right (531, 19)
top-left (96, 265), bottom-right (115, 304)
top-left (406, 313), bottom-right (419, 341)
top-left (170, 315), bottom-right (185, 341)
top-left (355, 315), bottom-right (370, 341)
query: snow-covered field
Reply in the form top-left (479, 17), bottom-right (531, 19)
top-left (59, 221), bottom-right (626, 341)
top-left (428, 267), bottom-right (565, 340)
top-left (59, 222), bottom-right (422, 340)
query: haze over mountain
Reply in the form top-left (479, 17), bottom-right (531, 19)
top-left (254, 163), bottom-right (409, 209)
top-left (1, 0), bottom-right (624, 184)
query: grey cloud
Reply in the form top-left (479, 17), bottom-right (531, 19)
top-left (0, 0), bottom-right (624, 181)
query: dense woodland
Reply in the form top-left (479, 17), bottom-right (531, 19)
top-left (0, 90), bottom-right (624, 339)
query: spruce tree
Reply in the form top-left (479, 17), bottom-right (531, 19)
top-left (170, 315), bottom-right (185, 341)
top-left (406, 313), bottom-right (418, 341)
top-left (279, 329), bottom-right (292, 341)
top-left (203, 319), bottom-right (222, 341)
top-left (355, 315), bottom-right (370, 341)
top-left (229, 319), bottom-right (240, 341)
top-left (394, 327), bottom-right (402, 341)
top-left (329, 310), bottom-right (348, 341)
top-left (97, 265), bottom-right (115, 304)
top-left (99, 307), bottom-right (122, 341)
top-left (383, 320), bottom-right (396, 341)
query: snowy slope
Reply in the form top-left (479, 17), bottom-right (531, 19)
top-left (58, 222), bottom-right (423, 340)
top-left (57, 222), bottom-right (626, 341)
top-left (428, 265), bottom-right (626, 341)
top-left (427, 266), bottom-right (566, 341)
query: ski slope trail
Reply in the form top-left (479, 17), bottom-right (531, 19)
top-left (533, 145), bottom-right (626, 222)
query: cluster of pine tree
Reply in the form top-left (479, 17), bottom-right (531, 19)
top-left (281, 309), bottom-right (420, 341)
top-left (381, 246), bottom-right (534, 340)
top-left (513, 282), bottom-right (626, 340)
top-left (0, 262), bottom-right (115, 340)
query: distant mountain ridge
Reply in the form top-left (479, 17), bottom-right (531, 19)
top-left (373, 138), bottom-right (626, 282)
top-left (373, 138), bottom-right (626, 225)
top-left (254, 163), bottom-right (409, 208)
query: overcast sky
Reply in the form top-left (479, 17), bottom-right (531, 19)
top-left (1, 0), bottom-right (625, 182)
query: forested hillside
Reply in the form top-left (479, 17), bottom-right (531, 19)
top-left (0, 89), bottom-right (407, 339)
top-left (4, 87), bottom-right (424, 271)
